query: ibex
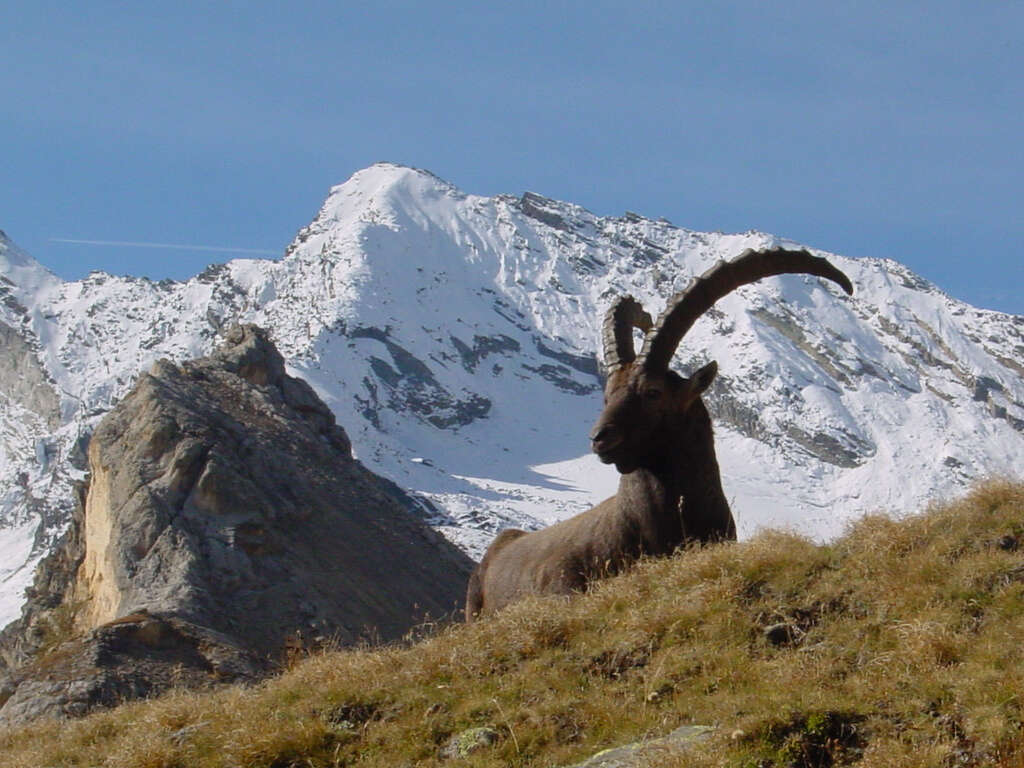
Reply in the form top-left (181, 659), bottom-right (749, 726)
top-left (465, 247), bottom-right (853, 620)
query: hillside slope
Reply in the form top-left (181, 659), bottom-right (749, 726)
top-left (0, 481), bottom-right (1022, 767)
top-left (2, 164), bottom-right (1022, 626)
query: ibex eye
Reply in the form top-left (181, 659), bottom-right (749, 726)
top-left (643, 389), bottom-right (662, 400)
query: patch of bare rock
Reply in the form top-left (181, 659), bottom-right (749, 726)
top-left (0, 325), bottom-right (473, 725)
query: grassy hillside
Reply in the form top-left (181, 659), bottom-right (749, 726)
top-left (2, 481), bottom-right (1023, 767)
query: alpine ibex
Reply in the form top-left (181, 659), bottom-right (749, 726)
top-left (465, 247), bottom-right (853, 620)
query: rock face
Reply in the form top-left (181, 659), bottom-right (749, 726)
top-left (0, 325), bottom-right (473, 724)
top-left (565, 724), bottom-right (716, 767)
top-left (0, 321), bottom-right (60, 430)
top-left (0, 612), bottom-right (266, 725)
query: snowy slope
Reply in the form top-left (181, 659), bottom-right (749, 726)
top-left (2, 165), bottom-right (1022, 627)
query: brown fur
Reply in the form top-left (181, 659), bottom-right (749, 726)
top-left (466, 360), bottom-right (733, 620)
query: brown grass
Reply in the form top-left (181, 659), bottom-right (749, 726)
top-left (1, 480), bottom-right (1023, 767)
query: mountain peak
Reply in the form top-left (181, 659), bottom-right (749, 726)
top-left (288, 164), bottom-right (471, 261)
top-left (0, 230), bottom-right (60, 302)
top-left (328, 163), bottom-right (464, 206)
top-left (1, 230), bottom-right (50, 275)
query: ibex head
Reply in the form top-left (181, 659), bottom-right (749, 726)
top-left (590, 247), bottom-right (853, 474)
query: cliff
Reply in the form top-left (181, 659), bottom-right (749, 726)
top-left (0, 325), bottom-right (473, 723)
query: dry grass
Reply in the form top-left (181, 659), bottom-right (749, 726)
top-left (2, 480), bottom-right (1023, 767)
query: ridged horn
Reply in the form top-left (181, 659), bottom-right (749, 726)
top-left (601, 295), bottom-right (654, 371)
top-left (637, 247), bottom-right (853, 372)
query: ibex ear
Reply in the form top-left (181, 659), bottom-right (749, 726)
top-left (688, 361), bottom-right (718, 396)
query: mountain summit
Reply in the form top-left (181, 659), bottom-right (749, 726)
top-left (0, 231), bottom-right (59, 298)
top-left (1, 164), bottom-right (1022, 626)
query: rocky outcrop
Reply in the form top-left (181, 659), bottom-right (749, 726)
top-left (0, 325), bottom-right (473, 724)
top-left (0, 612), bottom-right (266, 725)
top-left (0, 321), bottom-right (60, 429)
top-left (565, 725), bottom-right (715, 767)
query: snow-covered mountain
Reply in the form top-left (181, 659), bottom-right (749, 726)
top-left (2, 163), bottom-right (1022, 626)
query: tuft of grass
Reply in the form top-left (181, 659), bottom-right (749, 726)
top-left (1, 480), bottom-right (1023, 767)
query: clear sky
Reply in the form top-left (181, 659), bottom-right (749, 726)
top-left (2, 1), bottom-right (1021, 314)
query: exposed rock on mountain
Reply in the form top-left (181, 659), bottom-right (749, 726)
top-left (0, 322), bottom-right (59, 431)
top-left (0, 325), bottom-right (473, 723)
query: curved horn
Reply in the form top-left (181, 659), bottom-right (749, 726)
top-left (637, 247), bottom-right (853, 372)
top-left (601, 295), bottom-right (654, 371)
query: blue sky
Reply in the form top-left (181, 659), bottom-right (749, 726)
top-left (2, 1), bottom-right (1021, 314)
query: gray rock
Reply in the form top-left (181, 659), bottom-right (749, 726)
top-left (0, 325), bottom-right (473, 724)
top-left (440, 726), bottom-right (500, 760)
top-left (0, 612), bottom-right (264, 726)
top-left (0, 320), bottom-right (60, 429)
top-left (565, 725), bottom-right (715, 768)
